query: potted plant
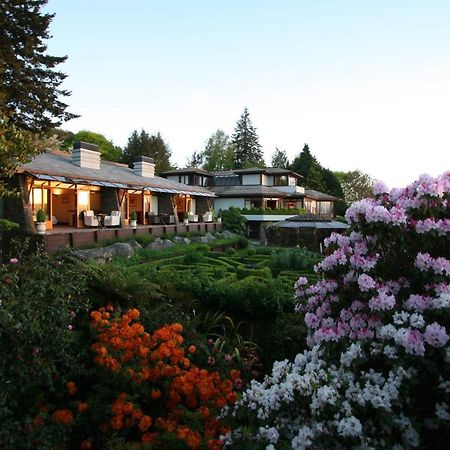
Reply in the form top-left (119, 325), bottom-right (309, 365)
top-left (35, 209), bottom-right (47, 234)
top-left (130, 211), bottom-right (137, 228)
top-left (217, 209), bottom-right (222, 224)
top-left (183, 211), bottom-right (189, 225)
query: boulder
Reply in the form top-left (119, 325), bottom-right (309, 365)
top-left (109, 242), bottom-right (135, 258)
top-left (173, 236), bottom-right (191, 244)
top-left (127, 240), bottom-right (143, 250)
top-left (146, 238), bottom-right (175, 251)
top-left (221, 230), bottom-right (237, 238)
top-left (74, 241), bottom-right (136, 263)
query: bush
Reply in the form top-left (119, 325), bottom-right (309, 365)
top-left (225, 173), bottom-right (450, 449)
top-left (0, 250), bottom-right (94, 448)
top-left (221, 207), bottom-right (247, 235)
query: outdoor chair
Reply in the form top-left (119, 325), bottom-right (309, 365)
top-left (202, 211), bottom-right (213, 222)
top-left (83, 210), bottom-right (99, 227)
top-left (188, 213), bottom-right (199, 222)
top-left (104, 210), bottom-right (121, 227)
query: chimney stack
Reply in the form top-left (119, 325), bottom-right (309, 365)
top-left (72, 141), bottom-right (101, 170)
top-left (133, 156), bottom-right (155, 178)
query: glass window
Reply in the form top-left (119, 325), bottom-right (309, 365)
top-left (274, 175), bottom-right (288, 186)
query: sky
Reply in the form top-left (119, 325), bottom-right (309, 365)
top-left (45, 0), bottom-right (450, 188)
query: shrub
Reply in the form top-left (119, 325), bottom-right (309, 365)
top-left (0, 250), bottom-right (94, 448)
top-left (36, 208), bottom-right (46, 222)
top-left (225, 173), bottom-right (450, 449)
top-left (221, 207), bottom-right (247, 235)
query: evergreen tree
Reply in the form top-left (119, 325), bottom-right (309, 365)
top-left (231, 108), bottom-right (264, 169)
top-left (321, 167), bottom-right (347, 215)
top-left (122, 130), bottom-right (172, 175)
top-left (0, 0), bottom-right (77, 132)
top-left (271, 147), bottom-right (290, 168)
top-left (0, 1), bottom-right (76, 196)
top-left (63, 130), bottom-right (122, 162)
top-left (201, 129), bottom-right (235, 172)
top-left (290, 143), bottom-right (325, 190)
top-left (186, 151), bottom-right (204, 167)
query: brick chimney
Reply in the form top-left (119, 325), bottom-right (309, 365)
top-left (72, 141), bottom-right (101, 170)
top-left (133, 156), bottom-right (155, 178)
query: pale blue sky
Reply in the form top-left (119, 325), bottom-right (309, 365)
top-left (46, 0), bottom-right (450, 187)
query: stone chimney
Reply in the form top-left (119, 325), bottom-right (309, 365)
top-left (72, 141), bottom-right (101, 170)
top-left (133, 156), bottom-right (155, 178)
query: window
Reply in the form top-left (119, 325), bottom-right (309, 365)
top-left (32, 187), bottom-right (50, 215)
top-left (274, 175), bottom-right (288, 186)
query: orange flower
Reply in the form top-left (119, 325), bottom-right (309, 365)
top-left (52, 409), bottom-right (74, 425)
top-left (80, 439), bottom-right (93, 450)
top-left (138, 414), bottom-right (152, 432)
top-left (66, 381), bottom-right (77, 395)
top-left (151, 388), bottom-right (161, 400)
top-left (77, 401), bottom-right (89, 413)
top-left (188, 345), bottom-right (196, 354)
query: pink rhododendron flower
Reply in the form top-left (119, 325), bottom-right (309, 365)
top-left (424, 323), bottom-right (449, 348)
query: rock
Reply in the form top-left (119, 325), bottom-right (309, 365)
top-left (146, 238), bottom-right (175, 251)
top-left (173, 236), bottom-right (191, 244)
top-left (74, 242), bottom-right (136, 263)
top-left (204, 232), bottom-right (216, 242)
top-left (127, 240), bottom-right (142, 250)
top-left (221, 230), bottom-right (237, 238)
top-left (109, 242), bottom-right (135, 258)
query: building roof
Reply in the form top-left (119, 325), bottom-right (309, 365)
top-left (270, 214), bottom-right (348, 229)
top-left (304, 189), bottom-right (341, 202)
top-left (232, 167), bottom-right (302, 178)
top-left (19, 150), bottom-right (215, 197)
top-left (209, 185), bottom-right (286, 198)
top-left (161, 166), bottom-right (212, 176)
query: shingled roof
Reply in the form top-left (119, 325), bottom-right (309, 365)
top-left (19, 150), bottom-right (215, 197)
top-left (210, 185), bottom-right (286, 197)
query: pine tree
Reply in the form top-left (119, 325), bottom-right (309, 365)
top-left (290, 143), bottom-right (325, 190)
top-left (231, 108), bottom-right (264, 169)
top-left (122, 130), bottom-right (172, 175)
top-left (186, 151), bottom-right (204, 167)
top-left (0, 0), bottom-right (77, 132)
top-left (271, 147), bottom-right (290, 168)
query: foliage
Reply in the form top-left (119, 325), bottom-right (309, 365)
top-left (0, 218), bottom-right (19, 231)
top-left (267, 247), bottom-right (323, 271)
top-left (221, 207), bottom-right (247, 235)
top-left (0, 0), bottom-right (77, 132)
top-left (231, 108), bottom-right (264, 169)
top-left (186, 150), bottom-right (204, 167)
top-left (122, 129), bottom-right (173, 175)
top-left (290, 144), bottom-right (323, 189)
top-left (225, 172), bottom-right (450, 449)
top-left (36, 208), bottom-right (46, 223)
top-left (201, 129), bottom-right (235, 172)
top-left (0, 115), bottom-right (50, 196)
top-left (271, 147), bottom-right (290, 169)
top-left (130, 211), bottom-right (137, 221)
top-left (335, 169), bottom-right (374, 205)
top-left (88, 261), bottom-right (161, 310)
top-left (0, 250), bottom-right (93, 449)
top-left (63, 130), bottom-right (122, 162)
